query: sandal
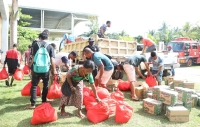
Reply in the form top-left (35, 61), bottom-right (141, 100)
top-left (25, 105), bottom-right (35, 110)
top-left (5, 80), bottom-right (9, 86)
top-left (77, 113), bottom-right (86, 119)
top-left (60, 112), bottom-right (70, 118)
top-left (132, 97), bottom-right (140, 101)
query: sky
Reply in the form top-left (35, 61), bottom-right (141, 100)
top-left (7, 0), bottom-right (200, 37)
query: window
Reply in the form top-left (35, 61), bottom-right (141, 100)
top-left (191, 43), bottom-right (198, 49)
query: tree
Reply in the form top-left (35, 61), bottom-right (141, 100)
top-left (10, 0), bottom-right (19, 49)
top-left (79, 19), bottom-right (99, 37)
top-left (17, 9), bottom-right (38, 53)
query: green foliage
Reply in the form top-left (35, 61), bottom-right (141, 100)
top-left (17, 9), bottom-right (39, 53)
top-left (106, 30), bottom-right (135, 41)
top-left (79, 20), bottom-right (99, 37)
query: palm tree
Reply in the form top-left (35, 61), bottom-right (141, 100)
top-left (10, 0), bottom-right (19, 48)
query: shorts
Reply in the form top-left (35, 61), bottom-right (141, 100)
top-left (152, 70), bottom-right (163, 82)
top-left (8, 66), bottom-right (17, 75)
top-left (146, 44), bottom-right (156, 52)
top-left (95, 69), bottom-right (114, 85)
top-left (123, 63), bottom-right (136, 82)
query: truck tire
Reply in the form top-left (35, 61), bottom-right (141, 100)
top-left (186, 58), bottom-right (193, 67)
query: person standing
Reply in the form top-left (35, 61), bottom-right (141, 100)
top-left (148, 52), bottom-right (164, 85)
top-left (167, 46), bottom-right (175, 76)
top-left (25, 32), bottom-right (56, 109)
top-left (83, 38), bottom-right (99, 79)
top-left (83, 48), bottom-right (114, 89)
top-left (97, 21), bottom-right (111, 38)
top-left (50, 43), bottom-right (57, 55)
top-left (138, 36), bottom-right (156, 54)
top-left (3, 44), bottom-right (21, 86)
top-left (123, 54), bottom-right (151, 101)
top-left (24, 45), bottom-right (31, 67)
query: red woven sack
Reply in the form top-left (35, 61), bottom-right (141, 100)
top-left (0, 68), bottom-right (8, 79)
top-left (102, 98), bottom-right (117, 115)
top-left (110, 90), bottom-right (124, 101)
top-left (90, 87), bottom-right (110, 99)
top-left (47, 77), bottom-right (62, 99)
top-left (146, 76), bottom-right (157, 87)
top-left (14, 69), bottom-right (24, 81)
top-left (21, 81), bottom-right (41, 96)
top-left (115, 101), bottom-right (133, 124)
top-left (23, 65), bottom-right (30, 74)
top-left (30, 103), bottom-right (58, 125)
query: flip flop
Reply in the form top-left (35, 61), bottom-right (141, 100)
top-left (25, 105), bottom-right (35, 110)
top-left (77, 113), bottom-right (86, 119)
top-left (132, 97), bottom-right (140, 101)
top-left (5, 80), bottom-right (9, 86)
top-left (60, 112), bottom-right (70, 118)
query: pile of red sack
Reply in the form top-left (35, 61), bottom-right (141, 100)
top-left (83, 86), bottom-right (134, 124)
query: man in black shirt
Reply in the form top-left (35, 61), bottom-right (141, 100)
top-left (83, 38), bottom-right (99, 79)
top-left (25, 32), bottom-right (56, 109)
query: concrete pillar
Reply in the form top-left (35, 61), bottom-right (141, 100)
top-left (71, 14), bottom-right (74, 36)
top-left (1, 18), bottom-right (9, 64)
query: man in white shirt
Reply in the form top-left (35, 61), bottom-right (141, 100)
top-left (167, 46), bottom-right (175, 76)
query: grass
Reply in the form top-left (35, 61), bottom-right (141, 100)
top-left (0, 75), bottom-right (200, 127)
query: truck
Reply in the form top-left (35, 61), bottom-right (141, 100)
top-left (167, 37), bottom-right (200, 67)
top-left (59, 34), bottom-right (179, 79)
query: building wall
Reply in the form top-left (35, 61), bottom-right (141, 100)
top-left (0, 16), bottom-right (2, 49)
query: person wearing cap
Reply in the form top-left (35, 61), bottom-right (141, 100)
top-left (97, 21), bottom-right (111, 38)
top-left (82, 38), bottom-right (100, 79)
top-left (3, 44), bottom-right (21, 86)
top-left (83, 48), bottom-right (114, 89)
top-left (138, 36), bottom-right (156, 54)
top-left (148, 51), bottom-right (164, 85)
top-left (167, 45), bottom-right (175, 76)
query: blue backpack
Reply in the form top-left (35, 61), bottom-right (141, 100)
top-left (33, 42), bottom-right (50, 73)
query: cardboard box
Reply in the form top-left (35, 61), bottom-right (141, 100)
top-left (143, 98), bottom-right (163, 115)
top-left (143, 87), bottom-right (152, 99)
top-left (147, 92), bottom-right (153, 99)
top-left (135, 86), bottom-right (144, 99)
top-left (170, 80), bottom-right (184, 89)
top-left (152, 85), bottom-right (170, 100)
top-left (196, 93), bottom-right (200, 97)
top-left (163, 76), bottom-right (174, 85)
top-left (192, 94), bottom-right (198, 107)
top-left (166, 106), bottom-right (190, 122)
top-left (158, 89), bottom-right (178, 106)
top-left (183, 101), bottom-right (192, 111)
top-left (175, 100), bottom-right (183, 106)
top-left (183, 82), bottom-right (195, 89)
top-left (174, 87), bottom-right (192, 103)
top-left (106, 79), bottom-right (118, 91)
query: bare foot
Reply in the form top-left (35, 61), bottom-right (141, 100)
top-left (131, 96), bottom-right (139, 101)
top-left (25, 105), bottom-right (35, 110)
top-left (60, 112), bottom-right (70, 118)
top-left (77, 112), bottom-right (86, 119)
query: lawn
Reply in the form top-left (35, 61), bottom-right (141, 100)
top-left (0, 75), bottom-right (200, 127)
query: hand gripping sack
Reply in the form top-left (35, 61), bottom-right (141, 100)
top-left (14, 69), bottom-right (24, 81)
top-left (33, 42), bottom-right (50, 73)
top-left (90, 87), bottom-right (110, 99)
top-left (115, 101), bottom-right (133, 124)
top-left (110, 90), bottom-right (124, 101)
top-left (21, 81), bottom-right (41, 96)
top-left (30, 103), bottom-right (58, 125)
top-left (118, 79), bottom-right (130, 91)
top-left (47, 76), bottom-right (62, 99)
top-left (146, 76), bottom-right (157, 87)
top-left (0, 68), bottom-right (8, 79)
top-left (23, 65), bottom-right (30, 74)
top-left (87, 102), bottom-right (110, 124)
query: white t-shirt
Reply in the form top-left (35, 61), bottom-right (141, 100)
top-left (54, 52), bottom-right (71, 66)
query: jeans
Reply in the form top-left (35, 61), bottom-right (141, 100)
top-left (152, 70), bottom-right (163, 82)
top-left (171, 66), bottom-right (175, 76)
top-left (30, 72), bottom-right (50, 106)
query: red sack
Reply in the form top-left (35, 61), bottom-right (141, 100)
top-left (14, 69), bottom-right (24, 81)
top-left (110, 90), bottom-right (124, 101)
top-left (47, 77), bottom-right (62, 99)
top-left (146, 76), bottom-right (157, 87)
top-left (115, 101), bottom-right (133, 124)
top-left (21, 81), bottom-right (41, 96)
top-left (83, 87), bottom-right (91, 95)
top-left (90, 87), bottom-right (110, 99)
top-left (83, 92), bottom-right (97, 110)
top-left (118, 79), bottom-right (130, 91)
top-left (0, 68), bottom-right (8, 79)
top-left (23, 65), bottom-right (30, 75)
top-left (102, 98), bottom-right (117, 115)
top-left (30, 103), bottom-right (58, 125)
top-left (87, 102), bottom-right (110, 124)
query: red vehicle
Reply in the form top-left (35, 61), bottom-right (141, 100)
top-left (167, 37), bottom-right (200, 66)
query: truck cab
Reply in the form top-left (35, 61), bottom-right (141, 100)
top-left (167, 37), bottom-right (200, 66)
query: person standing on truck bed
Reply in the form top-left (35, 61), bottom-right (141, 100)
top-left (83, 48), bottom-right (114, 89)
top-left (167, 46), bottom-right (175, 76)
top-left (83, 38), bottom-right (100, 79)
top-left (97, 21), bottom-right (111, 38)
top-left (123, 54), bottom-right (152, 101)
top-left (139, 36), bottom-right (156, 54)
top-left (148, 52), bottom-right (164, 85)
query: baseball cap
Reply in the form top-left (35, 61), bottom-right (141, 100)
top-left (88, 38), bottom-right (94, 42)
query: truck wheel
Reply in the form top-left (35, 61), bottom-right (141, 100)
top-left (187, 59), bottom-right (193, 67)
